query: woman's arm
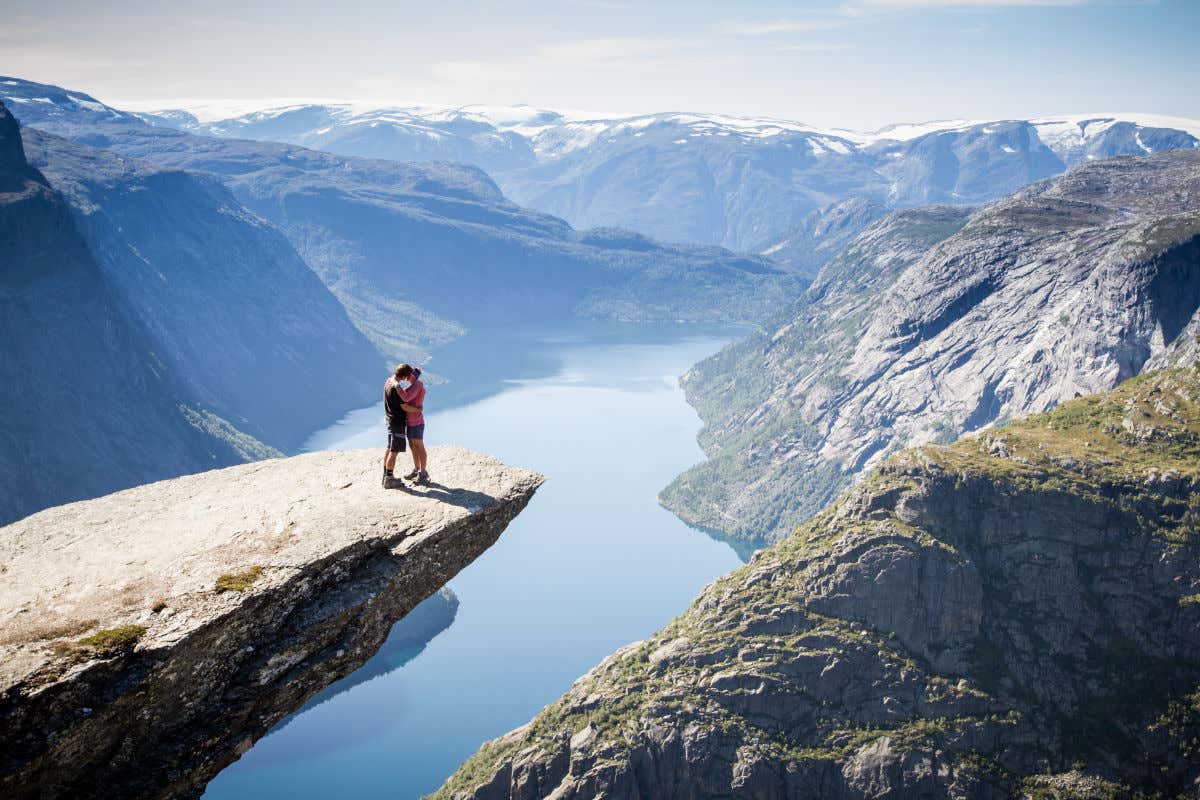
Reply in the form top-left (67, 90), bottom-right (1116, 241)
top-left (397, 381), bottom-right (424, 408)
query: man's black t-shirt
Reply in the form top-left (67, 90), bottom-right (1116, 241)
top-left (383, 378), bottom-right (407, 431)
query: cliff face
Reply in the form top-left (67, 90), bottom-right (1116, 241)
top-left (759, 197), bottom-right (889, 280)
top-left (664, 149), bottom-right (1200, 547)
top-left (434, 368), bottom-right (1200, 800)
top-left (23, 129), bottom-right (384, 451)
top-left (0, 100), bottom-right (262, 525)
top-left (0, 446), bottom-right (543, 800)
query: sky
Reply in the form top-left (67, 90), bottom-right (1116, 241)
top-left (2, 0), bottom-right (1197, 128)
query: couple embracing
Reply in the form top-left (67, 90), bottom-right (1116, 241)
top-left (382, 364), bottom-right (429, 488)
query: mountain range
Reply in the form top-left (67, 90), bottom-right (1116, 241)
top-left (661, 147), bottom-right (1200, 548)
top-left (129, 97), bottom-right (1200, 273)
top-left (1, 78), bottom-right (795, 353)
top-left (0, 77), bottom-right (798, 523)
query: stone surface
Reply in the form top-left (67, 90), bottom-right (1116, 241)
top-left (664, 148), bottom-right (1200, 546)
top-left (0, 446), bottom-right (543, 800)
top-left (433, 369), bottom-right (1200, 800)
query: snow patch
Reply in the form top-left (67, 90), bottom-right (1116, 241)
top-left (66, 94), bottom-right (108, 112)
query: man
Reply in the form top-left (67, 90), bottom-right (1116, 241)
top-left (382, 365), bottom-right (422, 488)
top-left (393, 364), bottom-right (429, 485)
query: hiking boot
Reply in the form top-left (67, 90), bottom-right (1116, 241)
top-left (382, 469), bottom-right (392, 488)
top-left (384, 476), bottom-right (405, 489)
top-left (415, 470), bottom-right (430, 486)
top-left (403, 469), bottom-right (420, 480)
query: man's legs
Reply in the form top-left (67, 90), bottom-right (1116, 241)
top-left (384, 429), bottom-right (406, 486)
top-left (382, 449), bottom-right (395, 487)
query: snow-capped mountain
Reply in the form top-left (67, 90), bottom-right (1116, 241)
top-left (66, 89), bottom-right (1200, 267)
top-left (134, 102), bottom-right (539, 173)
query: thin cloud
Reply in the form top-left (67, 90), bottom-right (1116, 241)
top-left (727, 0), bottom-right (1097, 29)
top-left (776, 42), bottom-right (852, 52)
top-left (429, 35), bottom-right (703, 93)
top-left (844, 0), bottom-right (1090, 9)
top-left (718, 18), bottom-right (847, 35)
top-left (537, 36), bottom-right (684, 64)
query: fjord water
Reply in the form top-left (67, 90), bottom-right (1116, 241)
top-left (203, 322), bottom-right (743, 799)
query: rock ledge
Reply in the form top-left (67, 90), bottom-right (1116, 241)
top-left (0, 446), bottom-right (543, 800)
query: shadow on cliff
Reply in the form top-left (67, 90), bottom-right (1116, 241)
top-left (240, 589), bottom-right (461, 763)
top-left (391, 481), bottom-right (498, 512)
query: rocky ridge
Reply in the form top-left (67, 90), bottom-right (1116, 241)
top-left (433, 367), bottom-right (1200, 800)
top-left (0, 446), bottom-right (542, 800)
top-left (663, 148), bottom-right (1200, 547)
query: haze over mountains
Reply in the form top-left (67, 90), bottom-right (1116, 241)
top-left (129, 97), bottom-right (1200, 272)
top-left (1, 78), bottom-right (793, 346)
top-left (4, 73), bottom-right (1198, 533)
top-left (0, 76), bottom-right (796, 523)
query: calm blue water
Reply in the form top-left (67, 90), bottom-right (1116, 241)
top-left (202, 322), bottom-right (743, 800)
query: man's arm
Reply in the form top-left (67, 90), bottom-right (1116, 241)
top-left (401, 403), bottom-right (422, 412)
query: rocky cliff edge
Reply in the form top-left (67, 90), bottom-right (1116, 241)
top-left (0, 446), bottom-right (543, 800)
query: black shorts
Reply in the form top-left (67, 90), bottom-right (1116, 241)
top-left (387, 428), bottom-right (407, 453)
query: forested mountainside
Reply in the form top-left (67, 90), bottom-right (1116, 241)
top-left (22, 129), bottom-right (383, 451)
top-left (0, 102), bottom-right (268, 524)
top-left (0, 77), bottom-right (800, 361)
top-left (435, 366), bottom-right (1200, 800)
top-left (128, 92), bottom-right (1199, 258)
top-left (662, 149), bottom-right (1200, 547)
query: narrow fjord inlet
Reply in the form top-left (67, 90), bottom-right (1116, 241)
top-left (203, 324), bottom-right (743, 799)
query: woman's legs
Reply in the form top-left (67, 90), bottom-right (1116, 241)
top-left (410, 439), bottom-right (427, 472)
